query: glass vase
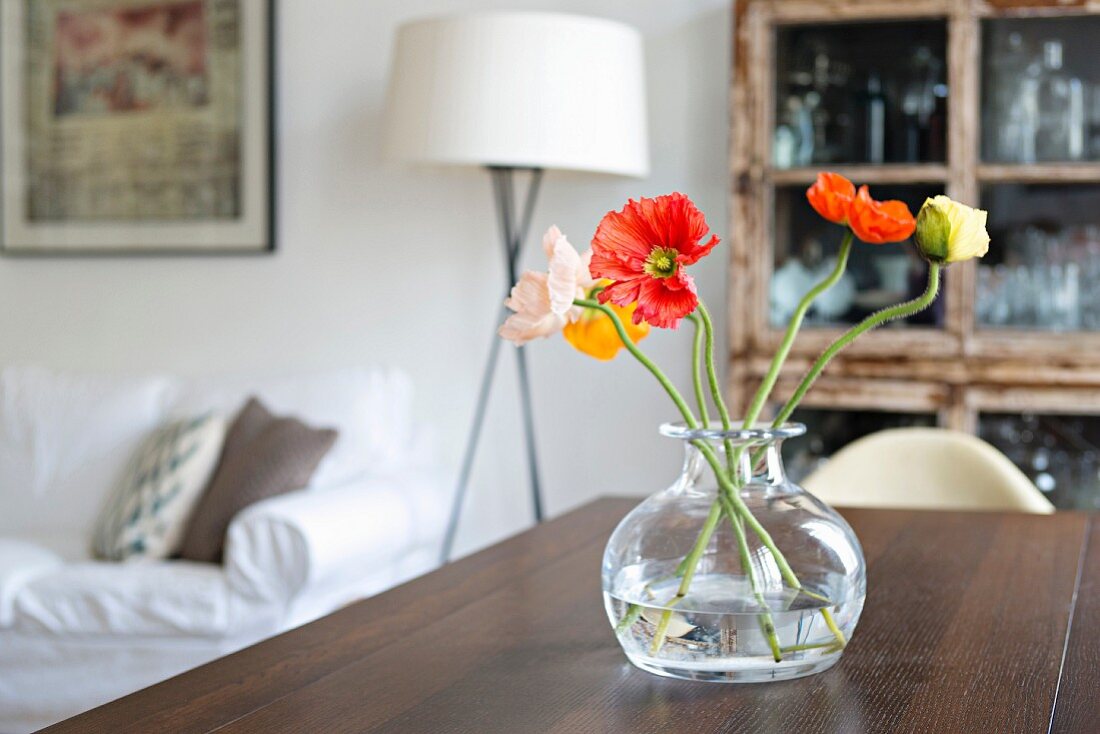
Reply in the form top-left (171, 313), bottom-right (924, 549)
top-left (602, 422), bottom-right (866, 683)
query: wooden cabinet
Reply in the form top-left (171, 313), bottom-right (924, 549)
top-left (730, 0), bottom-right (1100, 506)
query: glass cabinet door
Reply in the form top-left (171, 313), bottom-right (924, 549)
top-left (981, 16), bottom-right (1100, 164)
top-left (772, 184), bottom-right (945, 328)
top-left (773, 20), bottom-right (947, 168)
top-left (783, 408), bottom-right (938, 483)
top-left (979, 413), bottom-right (1100, 509)
top-left (976, 183), bottom-right (1100, 331)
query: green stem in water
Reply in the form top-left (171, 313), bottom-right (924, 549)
top-left (771, 263), bottom-right (942, 431)
top-left (692, 440), bottom-right (802, 590)
top-left (684, 314), bottom-right (711, 427)
top-left (719, 493), bottom-right (783, 661)
top-left (646, 502), bottom-right (723, 654)
top-left (568, 299), bottom-right (709, 644)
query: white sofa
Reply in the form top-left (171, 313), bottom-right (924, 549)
top-left (0, 366), bottom-right (446, 733)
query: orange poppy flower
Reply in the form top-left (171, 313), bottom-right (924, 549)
top-left (847, 186), bottom-right (916, 244)
top-left (563, 300), bottom-right (649, 361)
top-left (806, 172), bottom-right (856, 225)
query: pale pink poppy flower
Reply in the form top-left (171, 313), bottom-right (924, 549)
top-left (499, 227), bottom-right (595, 345)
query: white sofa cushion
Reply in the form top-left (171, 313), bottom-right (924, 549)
top-left (92, 413), bottom-right (227, 561)
top-left (0, 539), bottom-right (63, 627)
top-left (10, 560), bottom-right (274, 638)
top-left (0, 367), bottom-right (178, 546)
top-left (225, 470), bottom-right (446, 605)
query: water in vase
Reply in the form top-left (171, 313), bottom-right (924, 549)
top-left (605, 571), bottom-right (865, 683)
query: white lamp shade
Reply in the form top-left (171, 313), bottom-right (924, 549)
top-left (384, 12), bottom-right (649, 177)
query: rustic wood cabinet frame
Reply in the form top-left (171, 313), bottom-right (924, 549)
top-left (730, 0), bottom-right (1100, 432)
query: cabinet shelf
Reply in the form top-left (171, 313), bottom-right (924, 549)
top-left (977, 163), bottom-right (1100, 184)
top-left (768, 164), bottom-right (949, 185)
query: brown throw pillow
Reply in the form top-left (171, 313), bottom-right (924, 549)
top-left (178, 397), bottom-right (338, 563)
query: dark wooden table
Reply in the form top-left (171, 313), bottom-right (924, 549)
top-left (43, 499), bottom-right (1099, 733)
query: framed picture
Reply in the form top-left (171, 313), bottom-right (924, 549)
top-left (0, 0), bottom-right (274, 255)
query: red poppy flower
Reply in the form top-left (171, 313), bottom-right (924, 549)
top-left (806, 172), bottom-right (856, 225)
top-left (848, 186), bottom-right (917, 244)
top-left (589, 193), bottom-right (719, 329)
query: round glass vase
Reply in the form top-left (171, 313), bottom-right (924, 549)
top-left (602, 423), bottom-right (866, 683)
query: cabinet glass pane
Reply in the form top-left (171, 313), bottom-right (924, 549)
top-left (981, 17), bottom-right (1100, 164)
top-left (771, 184), bottom-right (945, 328)
top-left (783, 408), bottom-right (937, 483)
top-left (773, 20), bottom-right (947, 168)
top-left (977, 184), bottom-right (1100, 331)
top-left (979, 413), bottom-right (1100, 510)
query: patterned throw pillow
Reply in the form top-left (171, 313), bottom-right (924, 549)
top-left (92, 414), bottom-right (227, 561)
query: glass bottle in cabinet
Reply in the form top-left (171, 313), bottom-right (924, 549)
top-left (1028, 41), bottom-right (1085, 162)
top-left (982, 18), bottom-right (1098, 163)
top-left (773, 21), bottom-right (946, 167)
top-left (976, 184), bottom-right (1100, 332)
top-left (987, 32), bottom-right (1035, 162)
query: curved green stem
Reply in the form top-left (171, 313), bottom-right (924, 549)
top-left (742, 230), bottom-right (853, 430)
top-left (573, 299), bottom-right (698, 430)
top-left (575, 300), bottom-right (779, 656)
top-left (696, 302), bottom-right (736, 480)
top-left (772, 263), bottom-right (942, 430)
top-left (684, 314), bottom-right (711, 427)
top-left (692, 440), bottom-right (802, 590)
top-left (720, 494), bottom-right (782, 661)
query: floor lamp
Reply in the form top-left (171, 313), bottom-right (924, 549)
top-left (383, 12), bottom-right (649, 563)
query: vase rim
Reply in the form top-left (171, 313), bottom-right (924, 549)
top-left (659, 421), bottom-right (806, 442)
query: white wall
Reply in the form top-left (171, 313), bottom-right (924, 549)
top-left (0, 0), bottom-right (731, 557)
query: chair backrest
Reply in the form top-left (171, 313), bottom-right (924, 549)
top-left (801, 427), bottom-right (1055, 514)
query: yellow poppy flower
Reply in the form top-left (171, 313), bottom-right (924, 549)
top-left (913, 195), bottom-right (990, 264)
top-left (563, 301), bottom-right (649, 361)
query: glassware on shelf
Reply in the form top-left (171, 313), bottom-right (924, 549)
top-left (774, 21), bottom-right (946, 166)
top-left (976, 224), bottom-right (1100, 331)
top-left (1089, 83), bottom-right (1100, 160)
top-left (987, 32), bottom-right (1035, 162)
top-left (774, 95), bottom-right (816, 169)
top-left (900, 46), bottom-right (946, 162)
top-left (980, 414), bottom-right (1100, 510)
top-left (857, 72), bottom-right (887, 164)
top-left (1028, 40), bottom-right (1086, 162)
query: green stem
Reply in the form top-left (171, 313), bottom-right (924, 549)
top-left (720, 494), bottom-right (782, 661)
top-left (693, 440), bottom-right (802, 590)
top-left (684, 314), bottom-right (711, 427)
top-left (771, 263), bottom-right (942, 430)
top-left (781, 640), bottom-right (844, 654)
top-left (742, 230), bottom-right (853, 430)
top-left (646, 502), bottom-right (723, 654)
top-left (569, 299), bottom-right (711, 645)
top-left (695, 302), bottom-right (735, 477)
top-left (573, 299), bottom-right (697, 430)
top-left (583, 298), bottom-right (801, 655)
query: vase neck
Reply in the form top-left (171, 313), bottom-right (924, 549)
top-left (681, 438), bottom-right (790, 489)
top-left (662, 422), bottom-right (804, 491)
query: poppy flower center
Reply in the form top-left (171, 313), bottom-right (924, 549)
top-left (644, 247), bottom-right (679, 279)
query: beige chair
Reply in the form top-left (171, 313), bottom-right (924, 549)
top-left (802, 427), bottom-right (1055, 514)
